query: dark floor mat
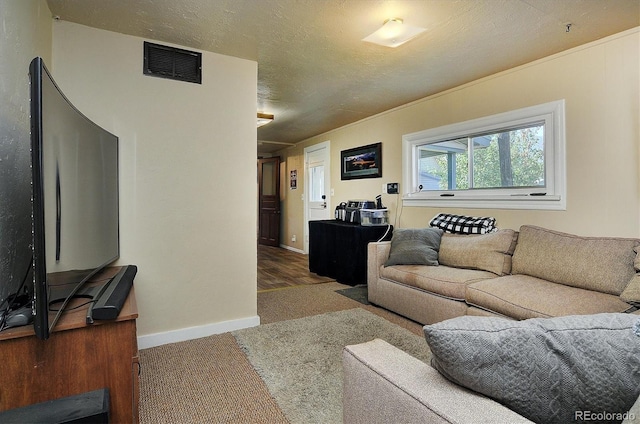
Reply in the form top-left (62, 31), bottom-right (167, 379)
top-left (335, 285), bottom-right (370, 305)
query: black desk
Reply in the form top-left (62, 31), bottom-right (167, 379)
top-left (309, 220), bottom-right (392, 286)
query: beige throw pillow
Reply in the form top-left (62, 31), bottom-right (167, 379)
top-left (621, 246), bottom-right (640, 304)
top-left (438, 229), bottom-right (518, 276)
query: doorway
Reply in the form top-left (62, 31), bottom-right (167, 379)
top-left (303, 141), bottom-right (331, 253)
top-left (258, 157), bottom-right (281, 246)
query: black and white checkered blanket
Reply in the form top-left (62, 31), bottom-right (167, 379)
top-left (429, 213), bottom-right (497, 234)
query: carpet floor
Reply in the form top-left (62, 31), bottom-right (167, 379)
top-left (139, 332), bottom-right (288, 423)
top-left (139, 282), bottom-right (425, 423)
top-left (233, 308), bottom-right (430, 423)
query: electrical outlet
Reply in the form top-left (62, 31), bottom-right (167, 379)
top-left (291, 235), bottom-right (297, 242)
top-left (387, 182), bottom-right (399, 194)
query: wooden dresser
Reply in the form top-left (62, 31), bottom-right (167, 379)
top-left (0, 267), bottom-right (139, 423)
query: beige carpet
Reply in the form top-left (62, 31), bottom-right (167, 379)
top-left (139, 332), bottom-right (288, 423)
top-left (139, 282), bottom-right (424, 423)
top-left (258, 281), bottom-right (423, 336)
top-left (233, 308), bottom-right (430, 423)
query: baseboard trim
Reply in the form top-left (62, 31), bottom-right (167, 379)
top-left (279, 244), bottom-right (305, 254)
top-left (137, 315), bottom-right (260, 349)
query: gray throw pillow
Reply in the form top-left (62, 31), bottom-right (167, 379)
top-left (423, 314), bottom-right (640, 424)
top-left (384, 228), bottom-right (444, 267)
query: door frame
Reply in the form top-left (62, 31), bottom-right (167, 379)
top-left (303, 140), bottom-right (331, 254)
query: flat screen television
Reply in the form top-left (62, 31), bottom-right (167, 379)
top-left (29, 57), bottom-right (121, 340)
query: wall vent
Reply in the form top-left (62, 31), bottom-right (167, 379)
top-left (143, 42), bottom-right (202, 84)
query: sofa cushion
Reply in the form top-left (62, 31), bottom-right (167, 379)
top-left (621, 246), bottom-right (640, 305)
top-left (623, 394), bottom-right (640, 424)
top-left (423, 313), bottom-right (640, 424)
top-left (438, 229), bottom-right (518, 276)
top-left (429, 213), bottom-right (496, 235)
top-left (384, 228), bottom-right (443, 267)
top-left (621, 276), bottom-right (640, 306)
top-left (466, 275), bottom-right (634, 319)
top-left (511, 225), bottom-right (640, 295)
top-left (381, 265), bottom-right (497, 300)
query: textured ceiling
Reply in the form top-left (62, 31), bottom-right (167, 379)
top-left (46, 0), bottom-right (639, 154)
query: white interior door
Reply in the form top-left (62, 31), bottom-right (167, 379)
top-left (304, 141), bottom-right (331, 253)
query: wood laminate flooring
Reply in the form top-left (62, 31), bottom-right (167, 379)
top-left (257, 245), bottom-right (334, 291)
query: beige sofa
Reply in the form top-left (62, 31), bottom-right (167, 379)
top-left (343, 338), bottom-right (535, 423)
top-left (347, 224), bottom-right (640, 423)
top-left (367, 225), bottom-right (640, 324)
top-left (343, 337), bottom-right (640, 424)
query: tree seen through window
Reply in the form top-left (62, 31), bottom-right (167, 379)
top-left (418, 124), bottom-right (544, 191)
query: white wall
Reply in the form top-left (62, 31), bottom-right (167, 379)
top-left (52, 21), bottom-right (258, 345)
top-left (279, 28), bottom-right (640, 240)
top-left (0, 0), bottom-right (52, 305)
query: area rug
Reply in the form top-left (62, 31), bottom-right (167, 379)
top-left (335, 285), bottom-right (370, 305)
top-left (232, 308), bottom-right (431, 424)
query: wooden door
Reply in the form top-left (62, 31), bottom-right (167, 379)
top-left (258, 157), bottom-right (280, 246)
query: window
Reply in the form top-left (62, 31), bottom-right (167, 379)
top-left (402, 100), bottom-right (565, 210)
top-left (309, 164), bottom-right (325, 202)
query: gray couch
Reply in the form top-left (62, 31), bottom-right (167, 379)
top-left (344, 225), bottom-right (640, 423)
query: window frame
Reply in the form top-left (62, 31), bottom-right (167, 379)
top-left (402, 100), bottom-right (566, 210)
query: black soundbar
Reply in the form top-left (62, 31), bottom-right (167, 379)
top-left (87, 265), bottom-right (137, 324)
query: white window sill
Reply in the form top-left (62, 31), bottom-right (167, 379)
top-left (402, 194), bottom-right (565, 210)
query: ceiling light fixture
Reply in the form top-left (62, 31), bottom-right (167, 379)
top-left (362, 18), bottom-right (426, 48)
top-left (257, 112), bottom-right (274, 127)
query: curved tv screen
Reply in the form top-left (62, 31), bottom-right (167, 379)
top-left (30, 57), bottom-right (119, 339)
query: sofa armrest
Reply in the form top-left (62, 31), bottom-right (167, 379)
top-left (367, 241), bottom-right (391, 286)
top-left (343, 339), bottom-right (533, 424)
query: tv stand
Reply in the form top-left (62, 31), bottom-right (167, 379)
top-left (0, 266), bottom-right (139, 423)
